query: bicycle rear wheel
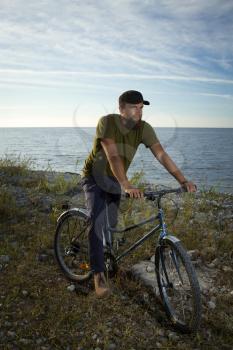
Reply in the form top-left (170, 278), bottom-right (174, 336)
top-left (155, 238), bottom-right (201, 333)
top-left (54, 209), bottom-right (93, 282)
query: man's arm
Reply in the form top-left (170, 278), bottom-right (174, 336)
top-left (100, 138), bottom-right (143, 198)
top-left (150, 142), bottom-right (196, 192)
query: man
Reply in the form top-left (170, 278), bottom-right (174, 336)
top-left (81, 90), bottom-right (196, 298)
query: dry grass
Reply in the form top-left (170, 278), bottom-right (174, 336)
top-left (0, 159), bottom-right (233, 349)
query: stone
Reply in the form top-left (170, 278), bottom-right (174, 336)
top-left (187, 250), bottom-right (200, 260)
top-left (37, 254), bottom-right (49, 262)
top-left (7, 331), bottom-right (16, 338)
top-left (131, 261), bottom-right (157, 293)
top-left (194, 212), bottom-right (208, 223)
top-left (208, 300), bottom-right (216, 309)
top-left (67, 284), bottom-right (76, 292)
top-left (22, 290), bottom-right (29, 297)
top-left (222, 266), bottom-right (233, 273)
top-left (157, 328), bottom-right (165, 337)
top-left (19, 338), bottom-right (31, 345)
top-left (150, 255), bottom-right (155, 263)
top-left (36, 338), bottom-right (44, 345)
top-left (0, 255), bottom-right (10, 263)
top-left (168, 331), bottom-right (180, 341)
top-left (146, 265), bottom-right (155, 273)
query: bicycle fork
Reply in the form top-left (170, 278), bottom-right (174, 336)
top-left (157, 209), bottom-right (183, 287)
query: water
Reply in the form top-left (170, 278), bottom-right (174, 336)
top-left (0, 127), bottom-right (232, 193)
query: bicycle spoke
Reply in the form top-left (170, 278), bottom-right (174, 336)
top-left (156, 240), bottom-right (201, 332)
top-left (55, 211), bottom-right (92, 281)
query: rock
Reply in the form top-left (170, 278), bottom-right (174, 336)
top-left (43, 248), bottom-right (54, 257)
top-left (168, 331), bottom-right (180, 341)
top-left (220, 286), bottom-right (227, 293)
top-left (131, 261), bottom-right (157, 293)
top-left (187, 250), bottom-right (200, 260)
top-left (143, 292), bottom-right (149, 302)
top-left (146, 265), bottom-right (155, 273)
top-left (36, 338), bottom-right (45, 345)
top-left (0, 255), bottom-right (10, 263)
top-left (157, 328), bottom-right (165, 337)
top-left (206, 200), bottom-right (219, 207)
top-left (207, 300), bottom-right (216, 309)
top-left (150, 255), bottom-right (155, 263)
top-left (107, 343), bottom-right (117, 350)
top-left (22, 290), bottom-right (29, 297)
top-left (194, 212), bottom-right (208, 224)
top-left (67, 284), bottom-right (76, 292)
top-left (19, 338), bottom-right (31, 345)
top-left (92, 334), bottom-right (98, 340)
top-left (37, 254), bottom-right (49, 262)
top-left (7, 331), bottom-right (16, 338)
top-left (222, 266), bottom-right (233, 273)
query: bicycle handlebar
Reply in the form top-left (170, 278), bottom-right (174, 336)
top-left (124, 186), bottom-right (187, 201)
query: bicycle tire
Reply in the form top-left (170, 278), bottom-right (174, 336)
top-left (155, 237), bottom-right (201, 333)
top-left (54, 208), bottom-right (93, 282)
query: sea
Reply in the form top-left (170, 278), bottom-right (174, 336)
top-left (0, 127), bottom-right (232, 194)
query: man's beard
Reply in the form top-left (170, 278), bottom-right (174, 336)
top-left (124, 117), bottom-right (141, 130)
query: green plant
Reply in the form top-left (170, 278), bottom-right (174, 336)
top-left (0, 154), bottom-right (35, 176)
top-left (0, 186), bottom-right (17, 219)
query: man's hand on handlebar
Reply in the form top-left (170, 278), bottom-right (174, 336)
top-left (121, 179), bottom-right (144, 199)
top-left (182, 181), bottom-right (197, 193)
top-left (124, 187), bottom-right (144, 199)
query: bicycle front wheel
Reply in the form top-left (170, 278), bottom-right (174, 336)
top-left (155, 238), bottom-right (201, 333)
top-left (54, 209), bottom-right (93, 282)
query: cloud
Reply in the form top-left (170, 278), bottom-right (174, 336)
top-left (0, 0), bottom-right (232, 101)
top-left (1, 68), bottom-right (233, 85)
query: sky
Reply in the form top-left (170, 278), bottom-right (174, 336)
top-left (0, 0), bottom-right (233, 127)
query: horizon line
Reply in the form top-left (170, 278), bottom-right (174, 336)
top-left (0, 126), bottom-right (232, 129)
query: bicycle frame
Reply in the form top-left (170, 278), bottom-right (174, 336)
top-left (104, 203), bottom-right (169, 264)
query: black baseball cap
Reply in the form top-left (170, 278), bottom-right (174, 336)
top-left (119, 90), bottom-right (150, 106)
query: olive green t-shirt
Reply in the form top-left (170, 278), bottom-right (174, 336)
top-left (81, 114), bottom-right (159, 178)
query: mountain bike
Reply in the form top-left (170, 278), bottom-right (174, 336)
top-left (54, 187), bottom-right (201, 333)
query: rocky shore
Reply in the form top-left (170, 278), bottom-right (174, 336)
top-left (0, 166), bottom-right (233, 349)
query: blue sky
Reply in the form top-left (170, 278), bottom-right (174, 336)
top-left (0, 0), bottom-right (233, 127)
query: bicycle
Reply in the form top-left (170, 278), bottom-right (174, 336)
top-left (54, 187), bottom-right (201, 333)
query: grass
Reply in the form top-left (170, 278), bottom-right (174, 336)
top-left (0, 157), bottom-right (233, 349)
top-left (0, 154), bottom-right (35, 176)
